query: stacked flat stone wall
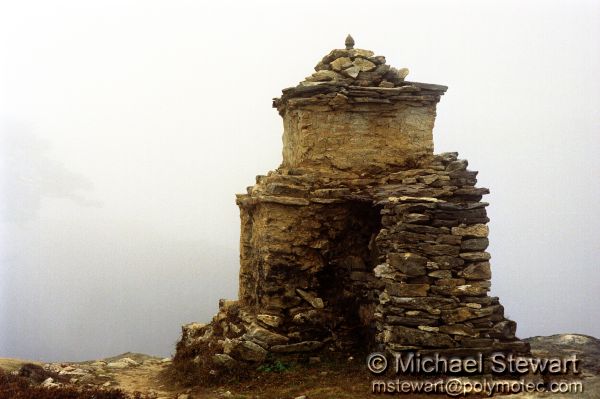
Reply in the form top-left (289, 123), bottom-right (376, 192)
top-left (174, 154), bottom-right (529, 371)
top-left (370, 156), bottom-right (529, 357)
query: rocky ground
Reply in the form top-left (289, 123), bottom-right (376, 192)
top-left (1, 334), bottom-right (599, 398)
top-left (504, 334), bottom-right (600, 399)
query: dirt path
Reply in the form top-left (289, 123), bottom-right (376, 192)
top-left (107, 359), bottom-right (178, 398)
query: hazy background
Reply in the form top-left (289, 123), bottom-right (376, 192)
top-left (1, 0), bottom-right (598, 362)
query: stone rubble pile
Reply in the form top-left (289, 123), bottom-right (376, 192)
top-left (302, 34), bottom-right (408, 89)
top-left (273, 42), bottom-right (446, 116)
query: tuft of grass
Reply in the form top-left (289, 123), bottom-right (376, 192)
top-left (257, 359), bottom-right (291, 373)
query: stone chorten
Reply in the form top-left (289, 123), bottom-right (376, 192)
top-left (174, 36), bottom-right (529, 373)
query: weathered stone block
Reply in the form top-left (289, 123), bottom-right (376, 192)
top-left (271, 341), bottom-right (324, 353)
top-left (382, 326), bottom-right (455, 348)
top-left (224, 339), bottom-right (268, 362)
top-left (442, 305), bottom-right (503, 324)
top-left (459, 262), bottom-right (492, 280)
top-left (460, 252), bottom-right (491, 261)
top-left (461, 238), bottom-right (489, 251)
top-left (452, 224), bottom-right (489, 238)
top-left (246, 323), bottom-right (289, 347)
top-left (388, 252), bottom-right (427, 276)
top-left (386, 283), bottom-right (430, 297)
top-left (257, 314), bottom-right (282, 328)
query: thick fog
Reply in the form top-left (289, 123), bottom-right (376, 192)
top-left (1, 0), bottom-right (599, 362)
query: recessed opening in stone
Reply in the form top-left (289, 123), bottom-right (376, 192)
top-left (315, 201), bottom-right (382, 350)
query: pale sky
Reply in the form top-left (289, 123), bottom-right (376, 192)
top-left (1, 0), bottom-right (599, 361)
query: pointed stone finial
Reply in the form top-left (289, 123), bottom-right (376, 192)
top-left (345, 34), bottom-right (355, 50)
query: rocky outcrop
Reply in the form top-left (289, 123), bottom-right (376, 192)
top-left (504, 334), bottom-right (600, 398)
top-left (173, 36), bottom-right (529, 376)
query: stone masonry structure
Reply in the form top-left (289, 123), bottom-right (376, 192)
top-left (174, 36), bottom-right (529, 374)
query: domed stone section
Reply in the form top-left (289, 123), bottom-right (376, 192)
top-left (273, 37), bottom-right (447, 174)
top-left (173, 37), bottom-right (530, 378)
